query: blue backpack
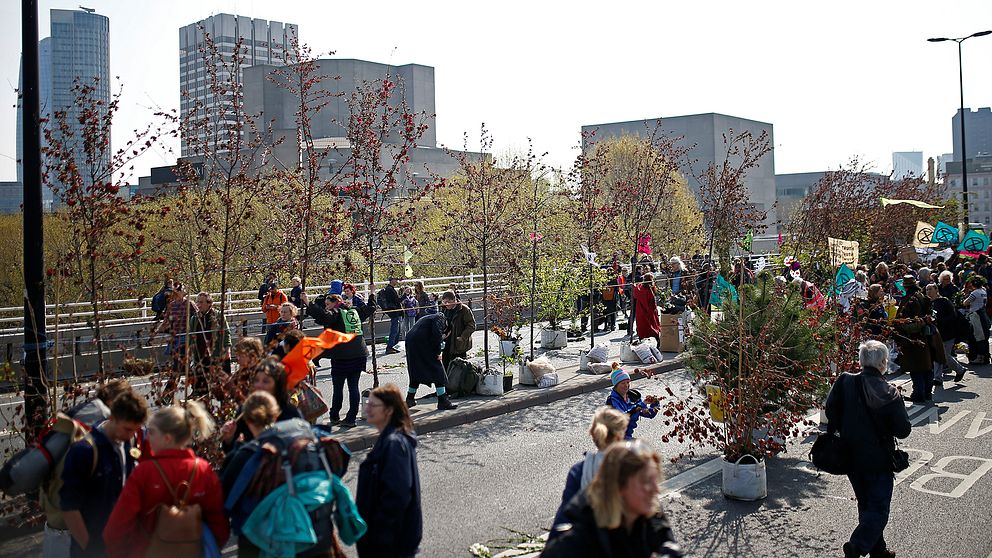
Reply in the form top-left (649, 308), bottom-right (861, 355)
top-left (151, 289), bottom-right (170, 313)
top-left (225, 420), bottom-right (351, 555)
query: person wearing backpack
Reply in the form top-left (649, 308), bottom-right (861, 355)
top-left (60, 391), bottom-right (148, 558)
top-left (220, 358), bottom-right (303, 454)
top-left (103, 401), bottom-right (229, 558)
top-left (356, 385), bottom-right (422, 558)
top-left (151, 279), bottom-right (173, 322)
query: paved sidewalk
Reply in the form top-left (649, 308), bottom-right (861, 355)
top-left (315, 327), bottom-right (683, 451)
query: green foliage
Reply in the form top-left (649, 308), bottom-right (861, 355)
top-left (529, 256), bottom-right (587, 330)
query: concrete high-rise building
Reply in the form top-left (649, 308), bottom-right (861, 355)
top-left (952, 107), bottom-right (992, 163)
top-left (775, 172), bottom-right (826, 223)
top-left (580, 113), bottom-right (777, 229)
top-left (17, 9), bottom-right (108, 207)
top-left (179, 14), bottom-right (298, 156)
top-left (946, 156), bottom-right (992, 227)
top-left (892, 151), bottom-right (923, 180)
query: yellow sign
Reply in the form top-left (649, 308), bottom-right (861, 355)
top-left (706, 385), bottom-right (725, 423)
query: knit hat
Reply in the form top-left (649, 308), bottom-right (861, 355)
top-left (610, 367), bottom-right (631, 386)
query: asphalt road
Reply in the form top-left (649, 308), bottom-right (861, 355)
top-left (334, 362), bottom-right (992, 558)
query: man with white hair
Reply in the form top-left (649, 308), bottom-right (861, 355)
top-left (825, 340), bottom-right (911, 558)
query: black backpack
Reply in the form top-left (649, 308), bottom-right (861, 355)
top-left (225, 419), bottom-right (351, 557)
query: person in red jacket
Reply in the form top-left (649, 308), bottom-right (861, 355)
top-left (633, 272), bottom-right (662, 349)
top-left (103, 401), bottom-right (229, 558)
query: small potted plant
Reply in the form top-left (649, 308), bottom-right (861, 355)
top-left (533, 257), bottom-right (586, 349)
top-left (488, 293), bottom-right (524, 357)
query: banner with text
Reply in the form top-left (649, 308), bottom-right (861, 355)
top-left (828, 237), bottom-right (860, 267)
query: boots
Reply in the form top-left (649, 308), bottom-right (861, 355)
top-left (843, 542), bottom-right (861, 558)
top-left (437, 394), bottom-right (458, 410)
top-left (406, 394), bottom-right (417, 408)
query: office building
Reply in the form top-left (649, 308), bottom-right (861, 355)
top-left (952, 107), bottom-right (992, 163)
top-left (775, 172), bottom-right (826, 223)
top-left (179, 14), bottom-right (298, 156)
top-left (17, 9), bottom-right (109, 207)
top-left (0, 182), bottom-right (24, 214)
top-left (242, 58), bottom-right (468, 186)
top-left (580, 113), bottom-right (777, 228)
top-left (946, 156), bottom-right (992, 227)
top-left (892, 151), bottom-right (923, 180)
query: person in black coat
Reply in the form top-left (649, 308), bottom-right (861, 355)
top-left (307, 293), bottom-right (375, 428)
top-left (542, 440), bottom-right (682, 558)
top-left (356, 385), bottom-right (422, 558)
top-left (926, 283), bottom-right (967, 384)
top-left (824, 340), bottom-right (911, 558)
top-left (404, 313), bottom-right (457, 411)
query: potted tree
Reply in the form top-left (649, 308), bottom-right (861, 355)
top-left (532, 256), bottom-right (586, 350)
top-left (659, 272), bottom-right (834, 500)
top-left (488, 293), bottom-right (524, 358)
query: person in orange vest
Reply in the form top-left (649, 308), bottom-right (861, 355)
top-left (262, 278), bottom-right (289, 324)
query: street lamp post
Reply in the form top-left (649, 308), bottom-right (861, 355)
top-left (928, 30), bottom-right (992, 227)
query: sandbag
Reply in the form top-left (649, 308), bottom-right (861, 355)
top-left (537, 373), bottom-right (559, 388)
top-left (526, 356), bottom-right (555, 380)
top-left (586, 344), bottom-right (610, 363)
top-left (632, 343), bottom-right (657, 364)
top-left (477, 373), bottom-right (504, 396)
top-left (588, 362), bottom-right (613, 375)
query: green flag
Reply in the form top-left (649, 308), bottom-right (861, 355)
top-left (742, 230), bottom-right (753, 251)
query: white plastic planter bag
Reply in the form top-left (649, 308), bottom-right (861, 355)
top-left (587, 343), bottom-right (610, 363)
top-left (632, 343), bottom-right (657, 364)
top-left (721, 455), bottom-right (767, 501)
top-left (620, 341), bottom-right (639, 363)
top-left (518, 361), bottom-right (537, 386)
top-left (477, 373), bottom-right (504, 396)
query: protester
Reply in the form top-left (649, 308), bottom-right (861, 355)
top-left (60, 391), bottom-right (148, 558)
top-left (377, 278), bottom-right (403, 355)
top-left (549, 408), bottom-right (629, 540)
top-left (188, 291), bottom-right (232, 398)
top-left (632, 272), bottom-right (662, 348)
top-left (601, 273), bottom-right (620, 331)
top-left (404, 313), bottom-right (457, 411)
top-left (665, 256), bottom-right (688, 296)
top-left (307, 293), bottom-right (375, 428)
top-left (961, 275), bottom-right (990, 365)
top-left (263, 301), bottom-right (298, 348)
top-left (606, 367), bottom-right (659, 439)
top-left (937, 270), bottom-right (959, 301)
top-left (543, 440), bottom-right (683, 558)
top-left (440, 290), bottom-right (475, 371)
top-left (231, 337), bottom-right (265, 401)
top-left (150, 278), bottom-right (173, 322)
top-left (289, 275), bottom-right (308, 314)
top-left (356, 385), bottom-right (422, 558)
top-left (413, 280), bottom-right (432, 319)
top-left (151, 283), bottom-right (195, 372)
top-left (927, 283), bottom-right (967, 385)
top-left (825, 340), bottom-right (910, 558)
top-left (220, 357), bottom-right (302, 453)
top-left (894, 276), bottom-right (934, 402)
top-left (257, 272), bottom-right (276, 302)
top-left (401, 286), bottom-right (418, 339)
top-left (103, 401), bottom-right (228, 558)
top-left (261, 278), bottom-right (288, 324)
top-left (870, 262), bottom-right (891, 293)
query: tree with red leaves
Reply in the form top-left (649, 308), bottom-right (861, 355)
top-left (43, 79), bottom-right (164, 376)
top-left (342, 76), bottom-right (440, 385)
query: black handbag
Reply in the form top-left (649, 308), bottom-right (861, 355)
top-left (856, 375), bottom-right (910, 473)
top-left (810, 430), bottom-right (849, 475)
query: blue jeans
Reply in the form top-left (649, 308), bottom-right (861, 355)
top-left (388, 314), bottom-right (401, 349)
top-left (847, 471), bottom-right (894, 555)
top-left (329, 370), bottom-right (361, 423)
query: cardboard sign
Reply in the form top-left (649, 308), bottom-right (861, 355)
top-left (827, 237), bottom-right (860, 267)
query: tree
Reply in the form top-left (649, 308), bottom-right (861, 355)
top-left (168, 29), bottom-right (283, 314)
top-left (43, 79), bottom-right (163, 375)
top-left (697, 129), bottom-right (772, 273)
top-left (266, 39), bottom-right (349, 287)
top-left (448, 127), bottom-right (546, 369)
top-left (342, 76), bottom-right (440, 385)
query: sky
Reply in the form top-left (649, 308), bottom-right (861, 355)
top-left (1, 0), bottom-right (991, 183)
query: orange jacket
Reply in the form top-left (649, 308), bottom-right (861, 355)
top-left (262, 289), bottom-right (288, 323)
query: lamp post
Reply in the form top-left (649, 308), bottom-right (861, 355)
top-left (928, 30), bottom-right (992, 227)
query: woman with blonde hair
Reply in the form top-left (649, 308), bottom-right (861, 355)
top-left (104, 401), bottom-right (229, 557)
top-left (548, 408), bottom-right (629, 539)
top-left (543, 440), bottom-right (682, 558)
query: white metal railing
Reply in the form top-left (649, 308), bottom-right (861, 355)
top-left (0, 272), bottom-right (508, 337)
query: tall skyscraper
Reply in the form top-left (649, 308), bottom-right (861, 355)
top-left (892, 151), bottom-right (923, 180)
top-left (179, 14), bottom-right (298, 156)
top-left (952, 107), bottom-right (992, 163)
top-left (17, 9), bottom-right (108, 207)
